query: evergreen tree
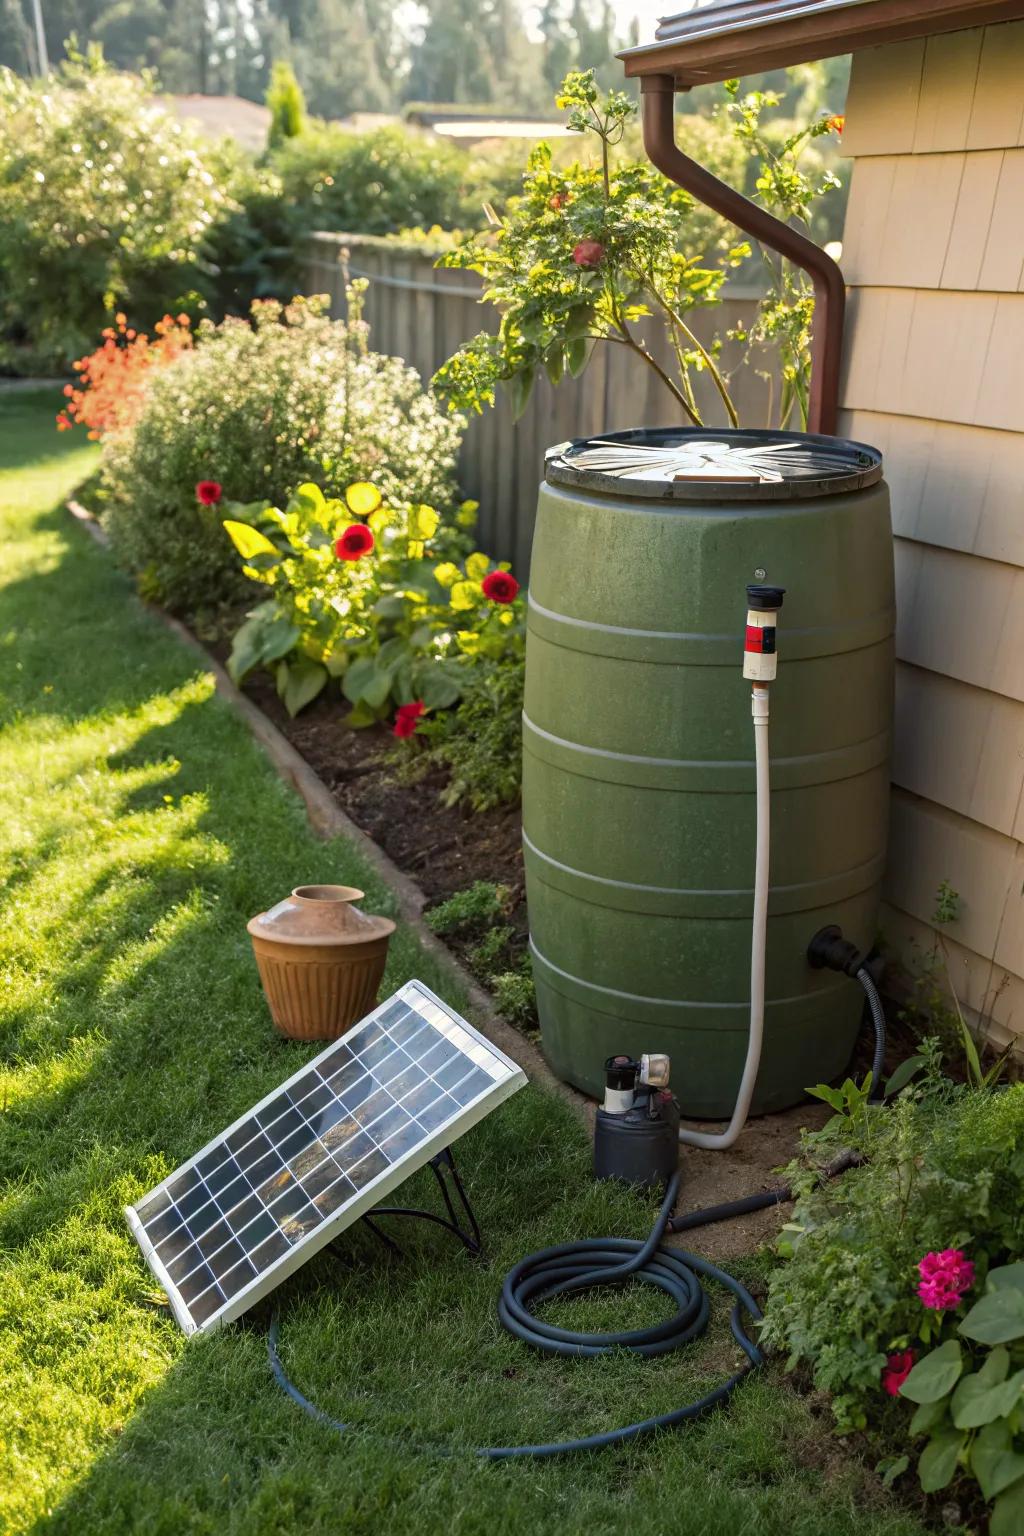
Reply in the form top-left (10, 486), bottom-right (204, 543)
top-left (266, 57), bottom-right (305, 144)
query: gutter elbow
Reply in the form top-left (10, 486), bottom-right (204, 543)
top-left (639, 75), bottom-right (845, 437)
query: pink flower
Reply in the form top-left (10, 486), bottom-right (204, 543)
top-left (917, 1249), bottom-right (975, 1311)
top-left (573, 239), bottom-right (605, 268)
top-left (882, 1350), bottom-right (915, 1396)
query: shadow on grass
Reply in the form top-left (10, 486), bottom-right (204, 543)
top-left (0, 432), bottom-right (922, 1536)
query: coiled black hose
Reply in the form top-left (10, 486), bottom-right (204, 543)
top-left (856, 965), bottom-right (887, 1099)
top-left (268, 1169), bottom-right (765, 1460)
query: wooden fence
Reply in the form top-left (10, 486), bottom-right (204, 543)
top-left (306, 231), bottom-right (771, 575)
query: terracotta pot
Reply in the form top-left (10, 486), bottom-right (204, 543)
top-left (247, 885), bottom-right (396, 1041)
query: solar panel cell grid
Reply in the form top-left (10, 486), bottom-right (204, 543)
top-left (127, 981), bottom-right (526, 1334)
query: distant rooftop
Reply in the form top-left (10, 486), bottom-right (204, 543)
top-left (404, 105), bottom-right (576, 143)
top-left (157, 94), bottom-right (271, 153)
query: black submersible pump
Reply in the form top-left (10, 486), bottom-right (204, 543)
top-left (593, 1053), bottom-right (681, 1190)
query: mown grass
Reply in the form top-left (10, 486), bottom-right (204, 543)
top-left (0, 390), bottom-right (927, 1536)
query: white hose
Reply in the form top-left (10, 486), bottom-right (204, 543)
top-left (679, 685), bottom-right (770, 1150)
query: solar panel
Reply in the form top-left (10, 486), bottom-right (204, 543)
top-left (126, 980), bottom-right (527, 1335)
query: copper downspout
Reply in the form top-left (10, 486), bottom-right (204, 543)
top-left (640, 74), bottom-right (845, 436)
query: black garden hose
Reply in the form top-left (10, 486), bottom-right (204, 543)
top-left (268, 1169), bottom-right (765, 1460)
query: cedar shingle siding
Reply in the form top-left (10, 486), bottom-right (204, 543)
top-left (840, 22), bottom-right (1024, 1047)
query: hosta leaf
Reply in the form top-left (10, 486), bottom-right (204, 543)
top-left (341, 656), bottom-right (376, 704)
top-left (277, 658), bottom-right (327, 718)
top-left (345, 482), bottom-right (381, 515)
top-left (226, 611), bottom-right (298, 682)
top-left (917, 1430), bottom-right (965, 1493)
top-left (960, 1290), bottom-right (1024, 1346)
top-left (901, 1340), bottom-right (963, 1403)
top-left (910, 1397), bottom-right (949, 1436)
top-left (223, 520), bottom-right (279, 561)
top-left (972, 1422), bottom-right (1024, 1502)
top-left (993, 1477), bottom-right (1024, 1536)
top-left (952, 1355), bottom-right (1016, 1429)
top-left (416, 665), bottom-right (463, 711)
top-left (988, 1265), bottom-right (1024, 1295)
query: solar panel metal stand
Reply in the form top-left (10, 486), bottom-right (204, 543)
top-left (359, 1146), bottom-right (483, 1261)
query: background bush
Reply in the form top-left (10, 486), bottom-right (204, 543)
top-left (100, 296), bottom-right (462, 614)
top-left (0, 49), bottom-right (235, 372)
top-left (269, 121), bottom-right (510, 237)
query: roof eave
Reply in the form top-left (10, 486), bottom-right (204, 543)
top-left (620, 0), bottom-right (1024, 85)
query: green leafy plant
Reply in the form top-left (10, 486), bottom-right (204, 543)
top-left (491, 965), bottom-right (537, 1030)
top-left (432, 70), bottom-right (843, 428)
top-left (896, 881), bottom-right (1012, 1090)
top-left (763, 1081), bottom-right (1024, 1437)
top-left (100, 292), bottom-right (461, 614)
top-left (403, 631), bottom-right (524, 810)
top-left (221, 479), bottom-right (521, 725)
top-left (424, 881), bottom-right (511, 939)
top-left (890, 1265), bottom-right (1024, 1530)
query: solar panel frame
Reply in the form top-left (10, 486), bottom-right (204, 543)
top-left (126, 980), bottom-right (527, 1336)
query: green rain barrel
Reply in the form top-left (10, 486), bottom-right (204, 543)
top-left (523, 428), bottom-right (894, 1114)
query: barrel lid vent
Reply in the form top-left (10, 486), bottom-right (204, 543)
top-left (545, 428), bottom-right (883, 502)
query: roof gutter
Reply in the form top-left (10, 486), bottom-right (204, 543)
top-left (640, 74), bottom-right (845, 435)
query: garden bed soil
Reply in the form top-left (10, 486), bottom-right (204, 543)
top-left (232, 661), bottom-right (529, 966)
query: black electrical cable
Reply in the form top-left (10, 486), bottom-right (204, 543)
top-left (267, 1168), bottom-right (765, 1460)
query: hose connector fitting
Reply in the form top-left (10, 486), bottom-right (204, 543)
top-left (743, 584), bottom-right (785, 683)
top-left (807, 924), bottom-right (865, 977)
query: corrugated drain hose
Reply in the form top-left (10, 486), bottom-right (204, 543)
top-left (267, 1168), bottom-right (765, 1459)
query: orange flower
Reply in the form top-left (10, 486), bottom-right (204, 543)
top-left (826, 114), bottom-right (844, 135)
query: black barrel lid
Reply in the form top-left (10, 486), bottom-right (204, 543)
top-left (545, 427), bottom-right (883, 502)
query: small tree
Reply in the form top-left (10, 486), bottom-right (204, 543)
top-left (432, 70), bottom-right (843, 430)
top-left (266, 60), bottom-right (306, 149)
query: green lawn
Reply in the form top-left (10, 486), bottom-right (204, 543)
top-left (0, 390), bottom-right (926, 1536)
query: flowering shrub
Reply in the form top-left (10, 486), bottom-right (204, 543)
top-left (57, 314), bottom-right (194, 441)
top-left (762, 1069), bottom-right (1024, 1525)
top-left (0, 49), bottom-right (233, 371)
top-left (221, 479), bottom-right (521, 723)
top-left (100, 294), bottom-right (462, 613)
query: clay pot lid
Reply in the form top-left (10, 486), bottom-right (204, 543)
top-left (247, 885), bottom-right (396, 946)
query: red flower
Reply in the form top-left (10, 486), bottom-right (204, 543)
top-left (573, 239), bottom-right (605, 268)
top-left (881, 1351), bottom-right (915, 1397)
top-left (393, 701), bottom-right (425, 739)
top-left (334, 524), bottom-right (375, 561)
top-left (196, 480), bottom-right (223, 505)
top-left (481, 570), bottom-right (520, 604)
top-left (826, 114), bottom-right (845, 136)
top-left (55, 413), bottom-right (72, 431)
